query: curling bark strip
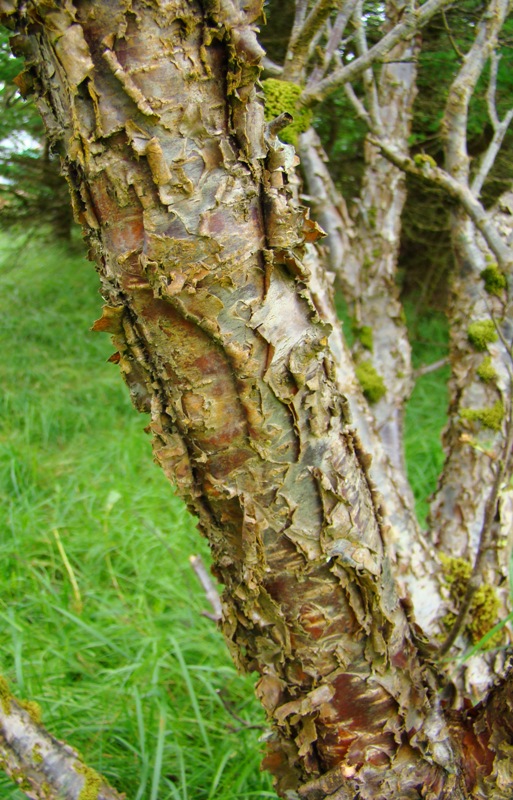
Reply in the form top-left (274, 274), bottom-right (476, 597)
top-left (1, 0), bottom-right (509, 797)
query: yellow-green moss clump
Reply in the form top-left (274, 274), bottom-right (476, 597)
top-left (480, 264), bottom-right (507, 296)
top-left (353, 325), bottom-right (373, 352)
top-left (32, 744), bottom-right (43, 765)
top-left (413, 153), bottom-right (437, 168)
top-left (468, 584), bottom-right (501, 643)
top-left (355, 361), bottom-right (386, 403)
top-left (75, 762), bottom-right (102, 800)
top-left (461, 400), bottom-right (504, 432)
top-left (19, 699), bottom-right (42, 724)
top-left (476, 355), bottom-right (497, 383)
top-left (0, 675), bottom-right (11, 715)
top-left (440, 555), bottom-right (502, 645)
top-left (467, 319), bottom-right (498, 351)
top-left (440, 554), bottom-right (471, 599)
top-left (261, 79), bottom-right (313, 146)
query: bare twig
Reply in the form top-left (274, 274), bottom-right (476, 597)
top-left (262, 56), bottom-right (283, 76)
top-left (266, 111), bottom-right (294, 137)
top-left (284, 0), bottom-right (338, 79)
top-left (343, 82), bottom-right (371, 125)
top-left (370, 136), bottom-right (513, 271)
top-left (216, 690), bottom-right (266, 732)
top-left (413, 357), bottom-right (449, 380)
top-left (352, 0), bottom-right (381, 131)
top-left (441, 8), bottom-right (464, 59)
top-left (471, 53), bottom-right (513, 198)
top-left (300, 0), bottom-right (456, 106)
top-left (189, 554), bottom-right (223, 622)
top-left (443, 0), bottom-right (511, 183)
top-left (307, 0), bottom-right (358, 86)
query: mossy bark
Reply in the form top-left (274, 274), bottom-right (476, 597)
top-left (1, 1), bottom-right (513, 798)
top-left (427, 0), bottom-right (513, 697)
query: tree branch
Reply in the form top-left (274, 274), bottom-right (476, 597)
top-left (370, 136), bottom-right (513, 270)
top-left (351, 0), bottom-right (381, 130)
top-left (300, 0), bottom-right (456, 106)
top-left (471, 53), bottom-right (513, 197)
top-left (283, 0), bottom-right (338, 80)
top-left (0, 677), bottom-right (124, 800)
top-left (439, 349), bottom-right (513, 656)
top-left (307, 0), bottom-right (358, 86)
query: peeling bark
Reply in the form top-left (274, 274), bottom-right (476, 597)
top-left (426, 0), bottom-right (513, 696)
top-left (299, 128), bottom-right (442, 635)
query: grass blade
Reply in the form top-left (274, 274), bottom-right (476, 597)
top-left (170, 636), bottom-right (213, 758)
top-left (150, 709), bottom-right (166, 800)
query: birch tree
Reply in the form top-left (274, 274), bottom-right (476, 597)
top-left (1, 1), bottom-right (513, 799)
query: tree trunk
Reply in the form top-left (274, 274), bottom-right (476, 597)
top-left (1, 0), bottom-right (513, 797)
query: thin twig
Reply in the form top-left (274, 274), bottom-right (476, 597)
top-left (370, 135), bottom-right (513, 271)
top-left (413, 357), bottom-right (449, 380)
top-left (307, 0), bottom-right (358, 86)
top-left (441, 8), bottom-right (464, 59)
top-left (285, 0), bottom-right (337, 77)
top-left (471, 51), bottom-right (513, 197)
top-left (189, 554), bottom-right (223, 622)
top-left (300, 0), bottom-right (456, 106)
top-left (216, 690), bottom-right (266, 732)
top-left (352, 0), bottom-right (381, 131)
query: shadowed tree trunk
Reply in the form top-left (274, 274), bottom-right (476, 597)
top-left (1, 1), bottom-right (513, 799)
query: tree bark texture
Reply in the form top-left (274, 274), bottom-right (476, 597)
top-left (1, 1), bottom-right (513, 797)
top-left (298, 129), bottom-right (442, 635)
top-left (427, 0), bottom-right (513, 695)
top-left (343, 17), bottom-right (416, 487)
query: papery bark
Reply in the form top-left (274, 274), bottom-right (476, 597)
top-left (427, 0), bottom-right (513, 696)
top-left (299, 127), bottom-right (442, 634)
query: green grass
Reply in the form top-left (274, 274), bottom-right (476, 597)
top-left (0, 235), bottom-right (275, 800)
top-left (0, 235), bottom-right (450, 799)
top-left (404, 303), bottom-right (450, 524)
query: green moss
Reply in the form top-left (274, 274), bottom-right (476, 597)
top-left (0, 675), bottom-right (12, 715)
top-left (440, 555), bottom-right (502, 645)
top-left (353, 325), bottom-right (373, 352)
top-left (467, 319), bottom-right (498, 351)
top-left (413, 153), bottom-right (437, 168)
top-left (461, 400), bottom-right (504, 432)
top-left (480, 264), bottom-right (507, 296)
top-left (355, 361), bottom-right (386, 403)
top-left (32, 744), bottom-right (43, 765)
top-left (476, 356), bottom-right (497, 383)
top-left (262, 79), bottom-right (312, 146)
top-left (75, 762), bottom-right (102, 800)
top-left (440, 554), bottom-right (472, 600)
top-left (19, 699), bottom-right (42, 724)
top-left (469, 584), bottom-right (501, 644)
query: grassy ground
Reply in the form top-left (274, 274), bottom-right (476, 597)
top-left (0, 235), bottom-right (449, 799)
top-left (0, 235), bottom-right (275, 800)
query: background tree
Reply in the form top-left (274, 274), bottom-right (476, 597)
top-left (0, 1), bottom-right (512, 799)
top-left (0, 28), bottom-right (72, 240)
